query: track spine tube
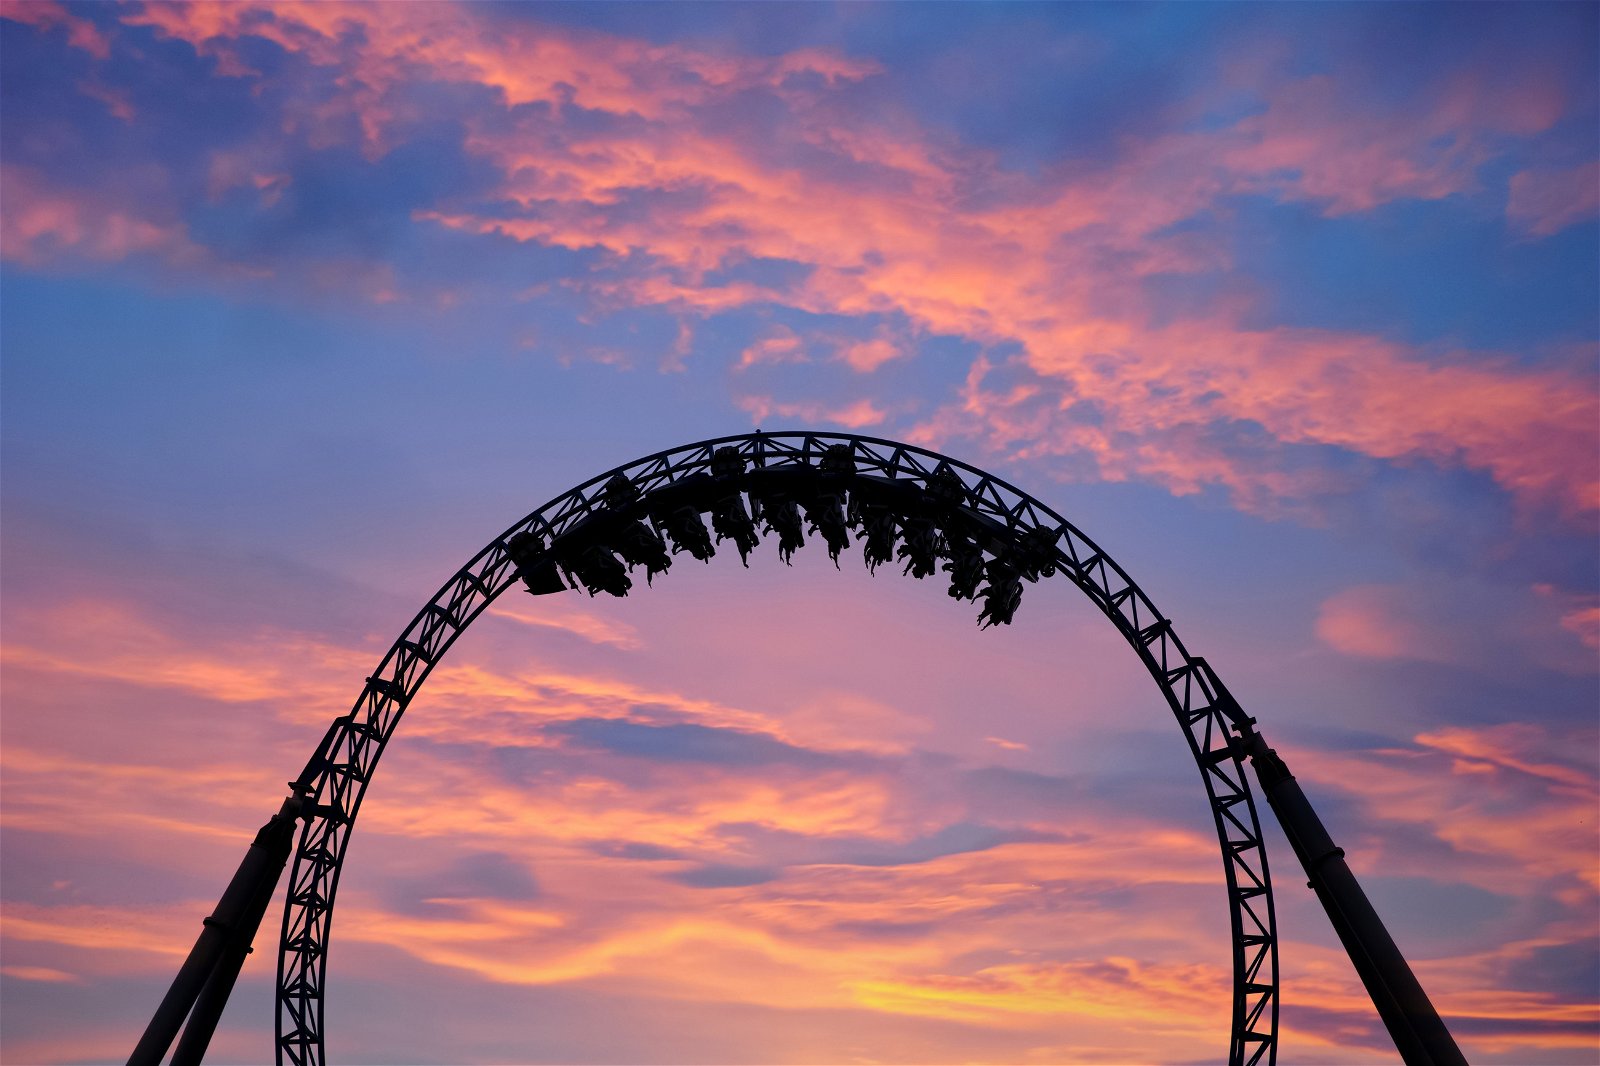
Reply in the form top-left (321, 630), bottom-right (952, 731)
top-left (128, 796), bottom-right (305, 1066)
top-left (269, 431), bottom-right (1283, 1065)
top-left (1239, 730), bottom-right (1467, 1066)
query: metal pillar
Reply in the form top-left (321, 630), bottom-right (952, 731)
top-left (1238, 730), bottom-right (1467, 1064)
top-left (1194, 660), bottom-right (1466, 1063)
top-left (127, 795), bottom-right (305, 1066)
top-left (1191, 660), bottom-right (1467, 1064)
top-left (128, 435), bottom-right (1469, 1064)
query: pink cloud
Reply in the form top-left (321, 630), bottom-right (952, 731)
top-left (3, 566), bottom-right (1592, 1063)
top-left (123, 1), bottom-right (878, 154)
top-left (1284, 725), bottom-right (1598, 892)
top-left (4, 8), bottom-right (1593, 1050)
top-left (0, 165), bottom-right (200, 267)
top-left (3, 901), bottom-right (194, 963)
top-left (1508, 160), bottom-right (1600, 237)
top-left (935, 318), bottom-right (1598, 517)
top-left (204, 146), bottom-right (291, 205)
top-left (1315, 585), bottom-right (1435, 660)
top-left (736, 393), bottom-right (887, 430)
top-left (0, 597), bottom-right (369, 707)
top-left (0, 965), bottom-right (80, 983)
top-left (1, 0), bottom-right (111, 59)
top-left (1266, 726), bottom-right (1598, 1057)
top-left (487, 599), bottom-right (643, 650)
top-left (5, 3), bottom-right (1587, 516)
top-left (1315, 581), bottom-right (1600, 674)
top-left (1221, 68), bottom-right (1565, 214)
top-left (3, 591), bottom-right (1233, 1040)
top-left (465, 108), bottom-right (1594, 510)
top-left (1415, 723), bottom-right (1594, 792)
top-left (1559, 605), bottom-right (1600, 650)
top-left (837, 336), bottom-right (905, 373)
top-left (76, 77), bottom-right (135, 121)
top-left (735, 328), bottom-right (809, 369)
top-left (423, 58), bottom-right (1594, 513)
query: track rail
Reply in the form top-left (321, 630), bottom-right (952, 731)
top-left (273, 431), bottom-right (1279, 1065)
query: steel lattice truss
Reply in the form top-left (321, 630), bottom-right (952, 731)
top-left (274, 432), bottom-right (1279, 1065)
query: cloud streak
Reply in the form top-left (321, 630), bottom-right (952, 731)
top-left (2, 4), bottom-right (1595, 1064)
top-left (3, 1), bottom-right (1593, 515)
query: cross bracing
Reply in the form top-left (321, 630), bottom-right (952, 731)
top-left (272, 432), bottom-right (1279, 1066)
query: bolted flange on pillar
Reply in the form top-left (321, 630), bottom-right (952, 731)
top-left (1196, 659), bottom-right (1467, 1066)
top-left (128, 795), bottom-right (307, 1066)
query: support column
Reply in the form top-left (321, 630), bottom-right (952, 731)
top-left (1238, 728), bottom-right (1467, 1066)
top-left (128, 796), bottom-right (305, 1066)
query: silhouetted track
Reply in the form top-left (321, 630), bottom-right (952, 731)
top-left (272, 432), bottom-right (1279, 1065)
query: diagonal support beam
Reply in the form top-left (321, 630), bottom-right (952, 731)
top-left (128, 795), bottom-right (307, 1066)
top-left (1198, 663), bottom-right (1467, 1066)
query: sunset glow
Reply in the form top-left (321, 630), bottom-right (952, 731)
top-left (2, 3), bottom-right (1596, 1064)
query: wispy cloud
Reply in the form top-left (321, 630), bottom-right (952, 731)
top-left (1508, 161), bottom-right (1600, 238)
top-left (488, 599), bottom-right (643, 650)
top-left (4, 1), bottom-right (1591, 515)
top-left (2, 4), bottom-right (1595, 1063)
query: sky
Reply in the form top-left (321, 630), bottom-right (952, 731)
top-left (1, 2), bottom-right (1596, 1063)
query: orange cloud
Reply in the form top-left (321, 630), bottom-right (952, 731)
top-left (851, 955), bottom-right (1225, 1030)
top-left (487, 599), bottom-right (643, 649)
top-left (0, 745), bottom-right (285, 847)
top-left (1414, 723), bottom-right (1594, 792)
top-left (1281, 726), bottom-right (1599, 893)
top-left (424, 49), bottom-right (1594, 513)
top-left (311, 825), bottom-right (1240, 1043)
top-left (5, 576), bottom-right (1590, 1063)
top-left (0, 598), bottom-right (368, 706)
top-left (929, 319), bottom-right (1598, 517)
top-left (837, 336), bottom-right (905, 373)
top-left (11, 2), bottom-right (1589, 515)
top-left (366, 754), bottom-right (901, 849)
top-left (2, 902), bottom-right (193, 962)
top-left (0, 591), bottom-right (1224, 1056)
top-left (123, 1), bottom-right (878, 153)
top-left (0, 965), bottom-right (79, 983)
